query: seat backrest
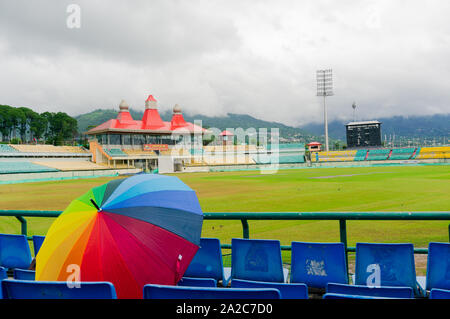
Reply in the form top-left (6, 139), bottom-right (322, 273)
top-left (0, 234), bottom-right (32, 269)
top-left (231, 279), bottom-right (308, 299)
top-left (32, 236), bottom-right (45, 256)
top-left (13, 269), bottom-right (36, 281)
top-left (178, 277), bottom-right (217, 288)
top-left (355, 243), bottom-right (417, 290)
top-left (290, 242), bottom-right (348, 288)
top-left (326, 283), bottom-right (413, 298)
top-left (429, 288), bottom-right (450, 299)
top-left (323, 293), bottom-right (390, 299)
top-left (184, 238), bottom-right (224, 281)
top-left (0, 266), bottom-right (7, 280)
top-left (426, 242), bottom-right (450, 291)
top-left (1, 280), bottom-right (117, 299)
top-left (143, 284), bottom-right (280, 299)
top-left (231, 238), bottom-right (284, 283)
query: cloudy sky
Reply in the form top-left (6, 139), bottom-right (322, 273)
top-left (0, 0), bottom-right (449, 126)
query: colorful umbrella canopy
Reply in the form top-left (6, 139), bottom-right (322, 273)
top-left (35, 174), bottom-right (203, 299)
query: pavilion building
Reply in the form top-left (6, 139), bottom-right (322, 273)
top-left (86, 95), bottom-right (207, 172)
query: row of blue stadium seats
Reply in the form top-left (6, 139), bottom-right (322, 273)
top-left (1, 277), bottom-right (450, 299)
top-left (1, 234), bottom-right (450, 299)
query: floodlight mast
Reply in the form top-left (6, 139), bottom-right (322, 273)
top-left (316, 69), bottom-right (334, 151)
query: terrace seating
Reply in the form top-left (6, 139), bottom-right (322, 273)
top-left (13, 269), bottom-right (35, 281)
top-left (388, 148), bottom-right (415, 160)
top-left (32, 236), bottom-right (45, 256)
top-left (366, 149), bottom-right (390, 161)
top-left (326, 283), bottom-right (414, 298)
top-left (0, 280), bottom-right (117, 299)
top-left (415, 146), bottom-right (450, 159)
top-left (0, 144), bottom-right (18, 153)
top-left (230, 238), bottom-right (285, 284)
top-left (31, 161), bottom-right (107, 171)
top-left (231, 279), bottom-right (308, 299)
top-left (277, 154), bottom-right (305, 164)
top-left (143, 284), bottom-right (281, 299)
top-left (0, 162), bottom-right (59, 174)
top-left (311, 150), bottom-right (357, 163)
top-left (178, 277), bottom-right (217, 288)
top-left (354, 149), bottom-right (367, 161)
top-left (353, 242), bottom-right (425, 297)
top-left (103, 148), bottom-right (127, 157)
top-left (9, 145), bottom-right (87, 154)
top-left (0, 234), bottom-right (32, 270)
top-left (183, 238), bottom-right (227, 285)
top-left (429, 288), bottom-right (450, 299)
top-left (290, 242), bottom-right (348, 290)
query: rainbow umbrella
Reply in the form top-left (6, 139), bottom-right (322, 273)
top-left (35, 174), bottom-right (203, 299)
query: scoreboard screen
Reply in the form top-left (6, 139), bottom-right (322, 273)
top-left (346, 121), bottom-right (381, 148)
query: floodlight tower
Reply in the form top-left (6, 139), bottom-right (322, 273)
top-left (316, 69), bottom-right (333, 151)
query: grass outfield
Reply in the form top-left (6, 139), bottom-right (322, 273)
top-left (0, 164), bottom-right (449, 274)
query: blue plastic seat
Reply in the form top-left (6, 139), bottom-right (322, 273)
top-left (323, 293), bottom-right (393, 299)
top-left (429, 288), bottom-right (450, 299)
top-left (354, 243), bottom-right (424, 296)
top-left (178, 277), bottom-right (217, 288)
top-left (143, 284), bottom-right (281, 299)
top-left (0, 266), bottom-right (7, 280)
top-left (183, 238), bottom-right (224, 284)
top-left (32, 236), bottom-right (45, 256)
top-left (326, 283), bottom-right (414, 298)
top-left (231, 238), bottom-right (284, 283)
top-left (290, 242), bottom-right (348, 289)
top-left (0, 234), bottom-right (32, 270)
top-left (1, 279), bottom-right (117, 299)
top-left (13, 269), bottom-right (35, 281)
top-left (425, 242), bottom-right (450, 291)
top-left (231, 279), bottom-right (308, 299)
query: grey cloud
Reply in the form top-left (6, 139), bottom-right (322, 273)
top-left (0, 0), bottom-right (449, 127)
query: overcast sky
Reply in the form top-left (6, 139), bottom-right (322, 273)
top-left (0, 0), bottom-right (449, 126)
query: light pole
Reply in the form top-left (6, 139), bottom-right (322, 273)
top-left (316, 69), bottom-right (334, 152)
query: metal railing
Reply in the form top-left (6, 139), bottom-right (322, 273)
top-left (1, 210), bottom-right (449, 271)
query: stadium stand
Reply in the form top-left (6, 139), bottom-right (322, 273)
top-left (32, 160), bottom-right (107, 171)
top-left (0, 162), bottom-right (59, 174)
top-left (103, 148), bottom-right (128, 157)
top-left (366, 149), bottom-right (390, 161)
top-left (0, 144), bottom-right (19, 154)
top-left (415, 146), bottom-right (450, 159)
top-left (388, 148), bottom-right (415, 160)
top-left (354, 149), bottom-right (368, 161)
top-left (10, 145), bottom-right (88, 154)
top-left (311, 150), bottom-right (357, 163)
